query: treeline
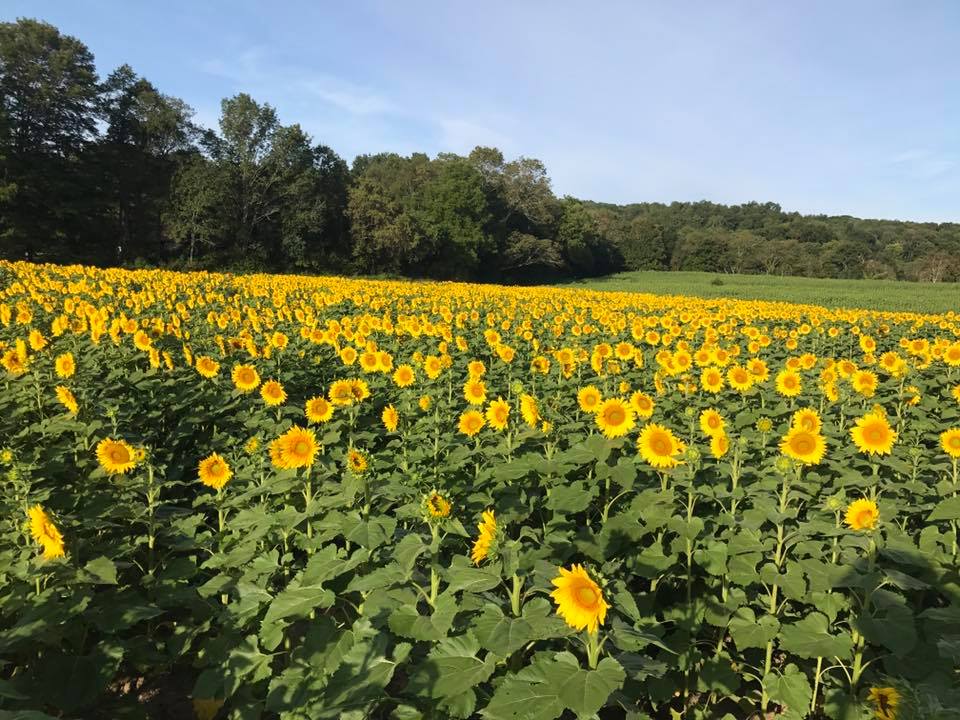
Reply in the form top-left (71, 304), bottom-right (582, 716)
top-left (2, 18), bottom-right (959, 283)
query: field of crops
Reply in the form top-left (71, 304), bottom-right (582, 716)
top-left (1, 260), bottom-right (959, 720)
top-left (563, 271), bottom-right (960, 315)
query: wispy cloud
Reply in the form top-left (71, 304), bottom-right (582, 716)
top-left (887, 149), bottom-right (955, 180)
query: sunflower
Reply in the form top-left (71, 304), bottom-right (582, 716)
top-left (195, 356), bottom-right (219, 378)
top-left (55, 385), bottom-right (78, 415)
top-left (550, 564), bottom-right (609, 634)
top-left (359, 351), bottom-right (379, 373)
top-left (577, 386), bottom-right (602, 413)
top-left (775, 369), bottom-right (802, 397)
top-left (791, 408), bottom-right (822, 434)
top-left (700, 368), bottom-right (724, 394)
top-left (867, 686), bottom-right (899, 720)
top-left (269, 426), bottom-right (317, 469)
top-left (54, 352), bottom-right (75, 378)
top-left (464, 379), bottom-right (487, 405)
top-left (699, 409), bottom-right (725, 437)
top-left (779, 427), bottom-right (827, 465)
top-left (419, 395), bottom-right (432, 412)
top-left (637, 423), bottom-right (686, 469)
top-left (458, 410), bottom-right (485, 437)
top-left (232, 364), bottom-right (260, 392)
top-left (850, 412), bottom-right (897, 456)
top-left (851, 370), bottom-right (878, 398)
top-left (27, 505), bottom-right (65, 560)
top-left (468, 360), bottom-right (486, 378)
top-left (630, 391), bottom-right (654, 418)
top-left (305, 395), bottom-right (334, 423)
top-left (349, 378), bottom-right (370, 403)
top-left (347, 448), bottom-right (369, 474)
top-left (424, 355), bottom-right (443, 379)
top-left (940, 428), bottom-right (960, 459)
top-left (382, 404), bottom-right (399, 432)
top-left (710, 432), bottom-right (730, 459)
top-left (727, 365), bottom-right (753, 392)
top-left (96, 438), bottom-right (138, 474)
top-left (470, 509), bottom-right (497, 564)
top-left (520, 393), bottom-right (540, 428)
top-left (425, 491), bottom-right (451, 519)
top-left (595, 398), bottom-right (635, 438)
top-left (261, 380), bottom-right (286, 406)
top-left (845, 498), bottom-right (879, 532)
top-left (486, 398), bottom-right (510, 431)
top-left (244, 436), bottom-right (260, 455)
top-left (329, 379), bottom-right (355, 405)
top-left (340, 346), bottom-right (358, 365)
top-left (393, 364), bottom-right (415, 387)
top-left (198, 452), bottom-right (232, 490)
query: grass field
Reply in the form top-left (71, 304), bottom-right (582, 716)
top-left (560, 270), bottom-right (960, 314)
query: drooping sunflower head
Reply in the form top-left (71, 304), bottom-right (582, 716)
top-left (844, 498), bottom-right (880, 532)
top-left (867, 686), bottom-right (899, 720)
top-left (851, 412), bottom-right (897, 456)
top-left (349, 378), bottom-right (370, 402)
top-left (550, 564), bottom-right (609, 634)
top-left (520, 393), bottom-right (540, 428)
top-left (55, 385), bottom-right (78, 415)
top-left (96, 438), bottom-right (138, 474)
top-left (329, 379), bottom-right (355, 406)
top-left (424, 491), bottom-right (452, 520)
top-left (27, 505), bottom-right (65, 560)
top-left (709, 432), bottom-right (730, 459)
top-left (595, 398), bottom-right (635, 439)
top-left (347, 448), bottom-right (369, 475)
top-left (382, 404), bottom-right (399, 432)
top-left (470, 509), bottom-right (497, 564)
top-left (637, 423), bottom-right (686, 469)
top-left (198, 452), bottom-right (232, 491)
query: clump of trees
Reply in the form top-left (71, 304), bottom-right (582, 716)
top-left (2, 18), bottom-right (959, 283)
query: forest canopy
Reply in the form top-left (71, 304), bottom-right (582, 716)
top-left (2, 18), bottom-right (959, 283)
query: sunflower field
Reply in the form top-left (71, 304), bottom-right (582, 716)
top-left (1, 260), bottom-right (959, 720)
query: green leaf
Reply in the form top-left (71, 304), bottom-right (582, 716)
top-left (778, 613), bottom-right (853, 659)
top-left (928, 496), bottom-right (960, 521)
top-left (444, 558), bottom-right (502, 594)
top-left (763, 664), bottom-right (812, 720)
top-left (406, 632), bottom-right (496, 699)
top-left (388, 591), bottom-right (458, 641)
top-left (728, 607), bottom-right (780, 650)
top-left (471, 605), bottom-right (534, 657)
top-left (696, 655), bottom-right (740, 695)
top-left (556, 654), bottom-right (626, 718)
top-left (81, 556), bottom-right (118, 585)
top-left (263, 584), bottom-right (334, 626)
top-left (481, 653), bottom-right (566, 720)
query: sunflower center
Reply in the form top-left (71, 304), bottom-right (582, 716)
top-left (867, 427), bottom-right (883, 443)
top-left (294, 441), bottom-right (309, 455)
top-left (575, 585), bottom-right (598, 606)
top-left (652, 437), bottom-right (669, 455)
top-left (606, 407), bottom-right (625, 425)
top-left (111, 448), bottom-right (129, 463)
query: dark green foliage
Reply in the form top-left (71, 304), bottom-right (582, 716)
top-left (2, 18), bottom-right (960, 284)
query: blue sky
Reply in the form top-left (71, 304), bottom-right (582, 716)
top-left (5, 1), bottom-right (959, 221)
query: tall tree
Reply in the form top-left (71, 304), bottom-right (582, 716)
top-left (0, 19), bottom-right (101, 261)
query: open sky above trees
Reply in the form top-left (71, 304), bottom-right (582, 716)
top-left (1, 12), bottom-right (959, 283)
top-left (3, 0), bottom-right (958, 223)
